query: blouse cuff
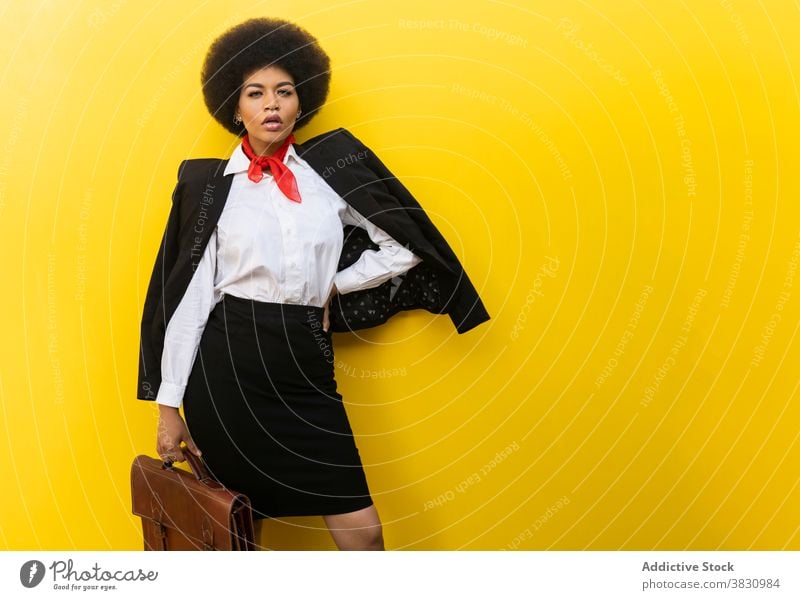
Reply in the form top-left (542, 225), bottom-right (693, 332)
top-left (333, 267), bottom-right (363, 296)
top-left (155, 381), bottom-right (186, 409)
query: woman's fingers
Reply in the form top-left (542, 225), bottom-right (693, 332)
top-left (158, 439), bottom-right (184, 463)
top-left (184, 434), bottom-right (202, 457)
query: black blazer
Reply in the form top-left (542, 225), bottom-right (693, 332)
top-left (137, 127), bottom-right (490, 401)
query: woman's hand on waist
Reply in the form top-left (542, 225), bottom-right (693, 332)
top-left (323, 282), bottom-right (338, 332)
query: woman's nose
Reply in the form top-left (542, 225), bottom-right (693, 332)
top-left (264, 94), bottom-right (278, 110)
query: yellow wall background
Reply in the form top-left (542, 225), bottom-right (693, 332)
top-left (0, 0), bottom-right (798, 550)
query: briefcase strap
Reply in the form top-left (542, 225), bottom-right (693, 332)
top-left (150, 495), bottom-right (168, 551)
top-left (186, 451), bottom-right (213, 482)
top-left (163, 446), bottom-right (213, 483)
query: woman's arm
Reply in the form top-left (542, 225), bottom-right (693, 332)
top-left (333, 203), bottom-right (422, 296)
top-left (153, 225), bottom-right (217, 463)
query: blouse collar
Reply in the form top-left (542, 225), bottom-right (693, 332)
top-left (223, 140), bottom-right (300, 177)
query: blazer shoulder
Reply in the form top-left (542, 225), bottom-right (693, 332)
top-left (177, 157), bottom-right (228, 181)
top-left (297, 127), bottom-right (360, 152)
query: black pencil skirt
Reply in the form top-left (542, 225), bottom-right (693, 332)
top-left (182, 292), bottom-right (374, 519)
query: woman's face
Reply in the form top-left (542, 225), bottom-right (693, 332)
top-left (236, 65), bottom-right (301, 155)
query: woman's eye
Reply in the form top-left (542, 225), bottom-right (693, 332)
top-left (278, 89), bottom-right (293, 96)
top-left (248, 91), bottom-right (262, 97)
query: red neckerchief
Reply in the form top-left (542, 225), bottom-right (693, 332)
top-left (241, 133), bottom-right (301, 203)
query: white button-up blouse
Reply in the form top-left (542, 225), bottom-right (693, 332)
top-left (155, 141), bottom-right (422, 408)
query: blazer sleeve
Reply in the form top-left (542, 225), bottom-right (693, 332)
top-left (137, 161), bottom-right (187, 401)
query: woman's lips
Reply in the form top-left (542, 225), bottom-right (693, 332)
top-left (261, 115), bottom-right (283, 131)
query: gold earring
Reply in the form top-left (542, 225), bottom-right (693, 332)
top-left (233, 113), bottom-right (242, 124)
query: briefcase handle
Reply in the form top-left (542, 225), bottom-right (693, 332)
top-left (163, 444), bottom-right (213, 483)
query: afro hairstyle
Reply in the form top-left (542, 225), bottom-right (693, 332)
top-left (201, 18), bottom-right (331, 136)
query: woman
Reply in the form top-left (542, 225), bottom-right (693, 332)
top-left (137, 18), bottom-right (489, 550)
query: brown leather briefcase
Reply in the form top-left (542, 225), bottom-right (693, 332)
top-left (130, 450), bottom-right (256, 550)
